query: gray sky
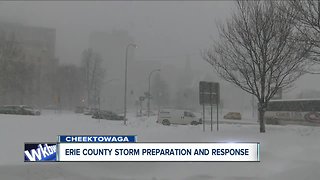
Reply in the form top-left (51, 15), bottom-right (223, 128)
top-left (0, 1), bottom-right (234, 65)
top-left (0, 1), bottom-right (318, 95)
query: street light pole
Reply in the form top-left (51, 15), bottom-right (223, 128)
top-left (147, 69), bottom-right (160, 117)
top-left (124, 43), bottom-right (137, 125)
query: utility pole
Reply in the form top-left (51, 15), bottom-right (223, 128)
top-left (147, 69), bottom-right (160, 117)
top-left (124, 43), bottom-right (137, 125)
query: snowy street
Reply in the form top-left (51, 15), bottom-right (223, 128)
top-left (0, 111), bottom-right (319, 180)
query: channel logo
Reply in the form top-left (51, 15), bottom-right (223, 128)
top-left (24, 143), bottom-right (57, 162)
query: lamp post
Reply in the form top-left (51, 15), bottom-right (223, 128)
top-left (147, 69), bottom-right (160, 117)
top-left (124, 43), bottom-right (137, 125)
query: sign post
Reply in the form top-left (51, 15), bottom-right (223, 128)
top-left (211, 90), bottom-right (213, 132)
top-left (217, 93), bottom-right (219, 131)
top-left (202, 94), bottom-right (205, 132)
top-left (199, 81), bottom-right (220, 132)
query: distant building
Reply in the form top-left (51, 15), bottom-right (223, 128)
top-left (0, 22), bottom-right (58, 106)
top-left (0, 22), bottom-right (56, 63)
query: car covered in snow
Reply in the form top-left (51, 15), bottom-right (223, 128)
top-left (92, 110), bottom-right (124, 120)
top-left (74, 106), bottom-right (87, 113)
top-left (0, 105), bottom-right (40, 115)
top-left (223, 112), bottom-right (242, 120)
top-left (84, 107), bottom-right (99, 115)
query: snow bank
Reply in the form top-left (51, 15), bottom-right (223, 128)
top-left (0, 110), bottom-right (319, 180)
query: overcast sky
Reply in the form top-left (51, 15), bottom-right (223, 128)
top-left (0, 1), bottom-right (234, 65)
top-left (0, 1), bottom-right (318, 95)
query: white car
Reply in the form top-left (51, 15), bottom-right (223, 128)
top-left (157, 109), bottom-right (202, 126)
top-left (21, 105), bottom-right (41, 115)
top-left (0, 105), bottom-right (40, 115)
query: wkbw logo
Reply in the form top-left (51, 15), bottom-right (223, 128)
top-left (24, 143), bottom-right (57, 162)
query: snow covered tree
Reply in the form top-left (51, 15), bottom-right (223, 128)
top-left (55, 64), bottom-right (85, 109)
top-left (203, 1), bottom-right (311, 132)
top-left (283, 0), bottom-right (320, 73)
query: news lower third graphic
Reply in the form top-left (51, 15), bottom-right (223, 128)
top-left (24, 143), bottom-right (57, 162)
top-left (58, 142), bottom-right (260, 162)
top-left (24, 135), bottom-right (260, 162)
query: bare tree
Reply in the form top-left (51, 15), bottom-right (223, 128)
top-left (152, 73), bottom-right (170, 108)
top-left (55, 64), bottom-right (85, 109)
top-left (12, 58), bottom-right (36, 104)
top-left (202, 1), bottom-right (310, 132)
top-left (283, 0), bottom-right (320, 73)
top-left (0, 32), bottom-right (36, 105)
top-left (81, 48), bottom-right (105, 108)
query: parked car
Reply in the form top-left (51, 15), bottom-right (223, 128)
top-left (157, 109), bottom-right (202, 126)
top-left (223, 112), bottom-right (242, 120)
top-left (0, 105), bottom-right (40, 115)
top-left (92, 110), bottom-right (124, 120)
top-left (22, 105), bottom-right (41, 115)
top-left (0, 106), bottom-right (17, 114)
top-left (142, 110), bottom-right (157, 116)
top-left (74, 106), bottom-right (86, 113)
top-left (84, 107), bottom-right (99, 115)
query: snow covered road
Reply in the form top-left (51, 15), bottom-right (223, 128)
top-left (0, 110), bottom-right (319, 180)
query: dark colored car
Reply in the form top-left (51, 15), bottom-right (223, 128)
top-left (84, 107), bottom-right (99, 115)
top-left (142, 110), bottom-right (157, 116)
top-left (92, 110), bottom-right (124, 120)
top-left (0, 105), bottom-right (41, 115)
top-left (74, 106), bottom-right (86, 113)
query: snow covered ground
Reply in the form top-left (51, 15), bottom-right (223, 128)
top-left (0, 110), bottom-right (319, 180)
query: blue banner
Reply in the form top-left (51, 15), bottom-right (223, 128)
top-left (24, 143), bottom-right (57, 162)
top-left (58, 135), bottom-right (137, 143)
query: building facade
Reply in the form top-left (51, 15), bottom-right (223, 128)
top-left (0, 22), bottom-right (58, 107)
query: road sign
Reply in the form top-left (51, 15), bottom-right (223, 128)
top-left (199, 81), bottom-right (220, 105)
